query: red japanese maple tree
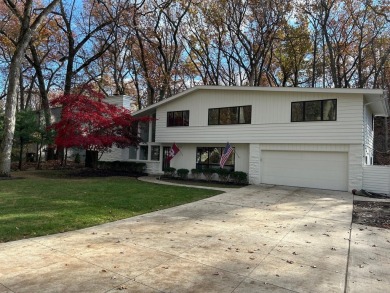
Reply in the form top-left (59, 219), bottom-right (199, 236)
top-left (50, 86), bottom-right (148, 166)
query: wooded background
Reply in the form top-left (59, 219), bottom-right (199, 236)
top-left (0, 0), bottom-right (389, 171)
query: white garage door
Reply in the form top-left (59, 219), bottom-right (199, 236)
top-left (262, 151), bottom-right (348, 191)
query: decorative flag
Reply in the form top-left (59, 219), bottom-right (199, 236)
top-left (220, 142), bottom-right (233, 168)
top-left (166, 143), bottom-right (180, 162)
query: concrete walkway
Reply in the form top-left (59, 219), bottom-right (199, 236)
top-left (0, 183), bottom-right (389, 293)
top-left (138, 176), bottom-right (234, 192)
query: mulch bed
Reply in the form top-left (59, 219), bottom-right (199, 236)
top-left (353, 200), bottom-right (390, 229)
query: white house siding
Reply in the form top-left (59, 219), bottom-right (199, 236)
top-left (145, 161), bottom-right (161, 174)
top-left (349, 144), bottom-right (364, 191)
top-left (249, 144), bottom-right (261, 185)
top-left (363, 107), bottom-right (374, 165)
top-left (155, 89), bottom-right (364, 145)
top-left (100, 147), bottom-right (127, 161)
top-left (105, 95), bottom-right (137, 112)
top-left (363, 166), bottom-right (390, 195)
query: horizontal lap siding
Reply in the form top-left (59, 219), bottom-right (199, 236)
top-left (363, 166), bottom-right (390, 194)
top-left (156, 123), bottom-right (362, 144)
top-left (155, 89), bottom-right (363, 145)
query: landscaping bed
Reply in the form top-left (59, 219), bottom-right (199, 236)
top-left (353, 200), bottom-right (390, 229)
top-left (159, 176), bottom-right (247, 188)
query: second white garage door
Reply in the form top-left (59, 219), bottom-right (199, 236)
top-left (261, 151), bottom-right (348, 191)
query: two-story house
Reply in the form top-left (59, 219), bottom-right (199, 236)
top-left (102, 86), bottom-right (390, 193)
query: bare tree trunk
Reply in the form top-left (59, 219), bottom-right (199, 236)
top-left (28, 45), bottom-right (52, 128)
top-left (0, 43), bottom-right (29, 176)
top-left (0, 0), bottom-right (60, 176)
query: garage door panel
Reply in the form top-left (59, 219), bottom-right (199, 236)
top-left (262, 151), bottom-right (348, 191)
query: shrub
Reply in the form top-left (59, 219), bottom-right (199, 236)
top-left (230, 171), bottom-right (248, 184)
top-left (202, 168), bottom-right (215, 181)
top-left (177, 168), bottom-right (189, 179)
top-left (135, 162), bottom-right (146, 173)
top-left (163, 167), bottom-right (176, 177)
top-left (216, 168), bottom-right (231, 183)
top-left (98, 161), bottom-right (146, 174)
top-left (191, 168), bottom-right (201, 179)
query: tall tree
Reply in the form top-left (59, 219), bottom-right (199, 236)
top-left (223, 0), bottom-right (291, 86)
top-left (54, 0), bottom-right (118, 95)
top-left (271, 20), bottom-right (312, 87)
top-left (50, 86), bottom-right (148, 167)
top-left (0, 0), bottom-right (60, 177)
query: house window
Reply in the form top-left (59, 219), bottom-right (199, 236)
top-left (196, 147), bottom-right (235, 171)
top-left (139, 145), bottom-right (148, 160)
top-left (208, 106), bottom-right (251, 125)
top-left (167, 110), bottom-right (189, 127)
top-left (291, 99), bottom-right (337, 122)
top-left (129, 146), bottom-right (137, 160)
top-left (151, 146), bottom-right (160, 161)
top-left (139, 121), bottom-right (149, 142)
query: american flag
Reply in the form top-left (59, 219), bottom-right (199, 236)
top-left (220, 142), bottom-right (233, 168)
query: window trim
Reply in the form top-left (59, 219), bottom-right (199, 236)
top-left (196, 147), bottom-right (235, 171)
top-left (208, 105), bottom-right (252, 125)
top-left (291, 99), bottom-right (337, 122)
top-left (167, 110), bottom-right (190, 127)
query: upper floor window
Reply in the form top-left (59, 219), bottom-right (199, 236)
top-left (208, 105), bottom-right (251, 125)
top-left (291, 99), bottom-right (337, 122)
top-left (167, 110), bottom-right (189, 127)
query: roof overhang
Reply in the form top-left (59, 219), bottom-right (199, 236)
top-left (363, 90), bottom-right (389, 117)
top-left (133, 86), bottom-right (390, 117)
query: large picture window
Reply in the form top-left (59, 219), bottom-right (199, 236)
top-left (196, 147), bottom-right (235, 171)
top-left (208, 106), bottom-right (251, 125)
top-left (291, 99), bottom-right (337, 122)
top-left (167, 110), bottom-right (189, 127)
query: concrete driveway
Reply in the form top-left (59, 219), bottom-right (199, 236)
top-left (0, 184), bottom-right (389, 293)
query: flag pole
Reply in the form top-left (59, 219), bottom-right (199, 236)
top-left (228, 142), bottom-right (240, 158)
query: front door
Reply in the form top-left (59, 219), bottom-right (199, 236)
top-left (162, 147), bottom-right (171, 171)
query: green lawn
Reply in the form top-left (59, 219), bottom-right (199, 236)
top-left (0, 171), bottom-right (222, 242)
